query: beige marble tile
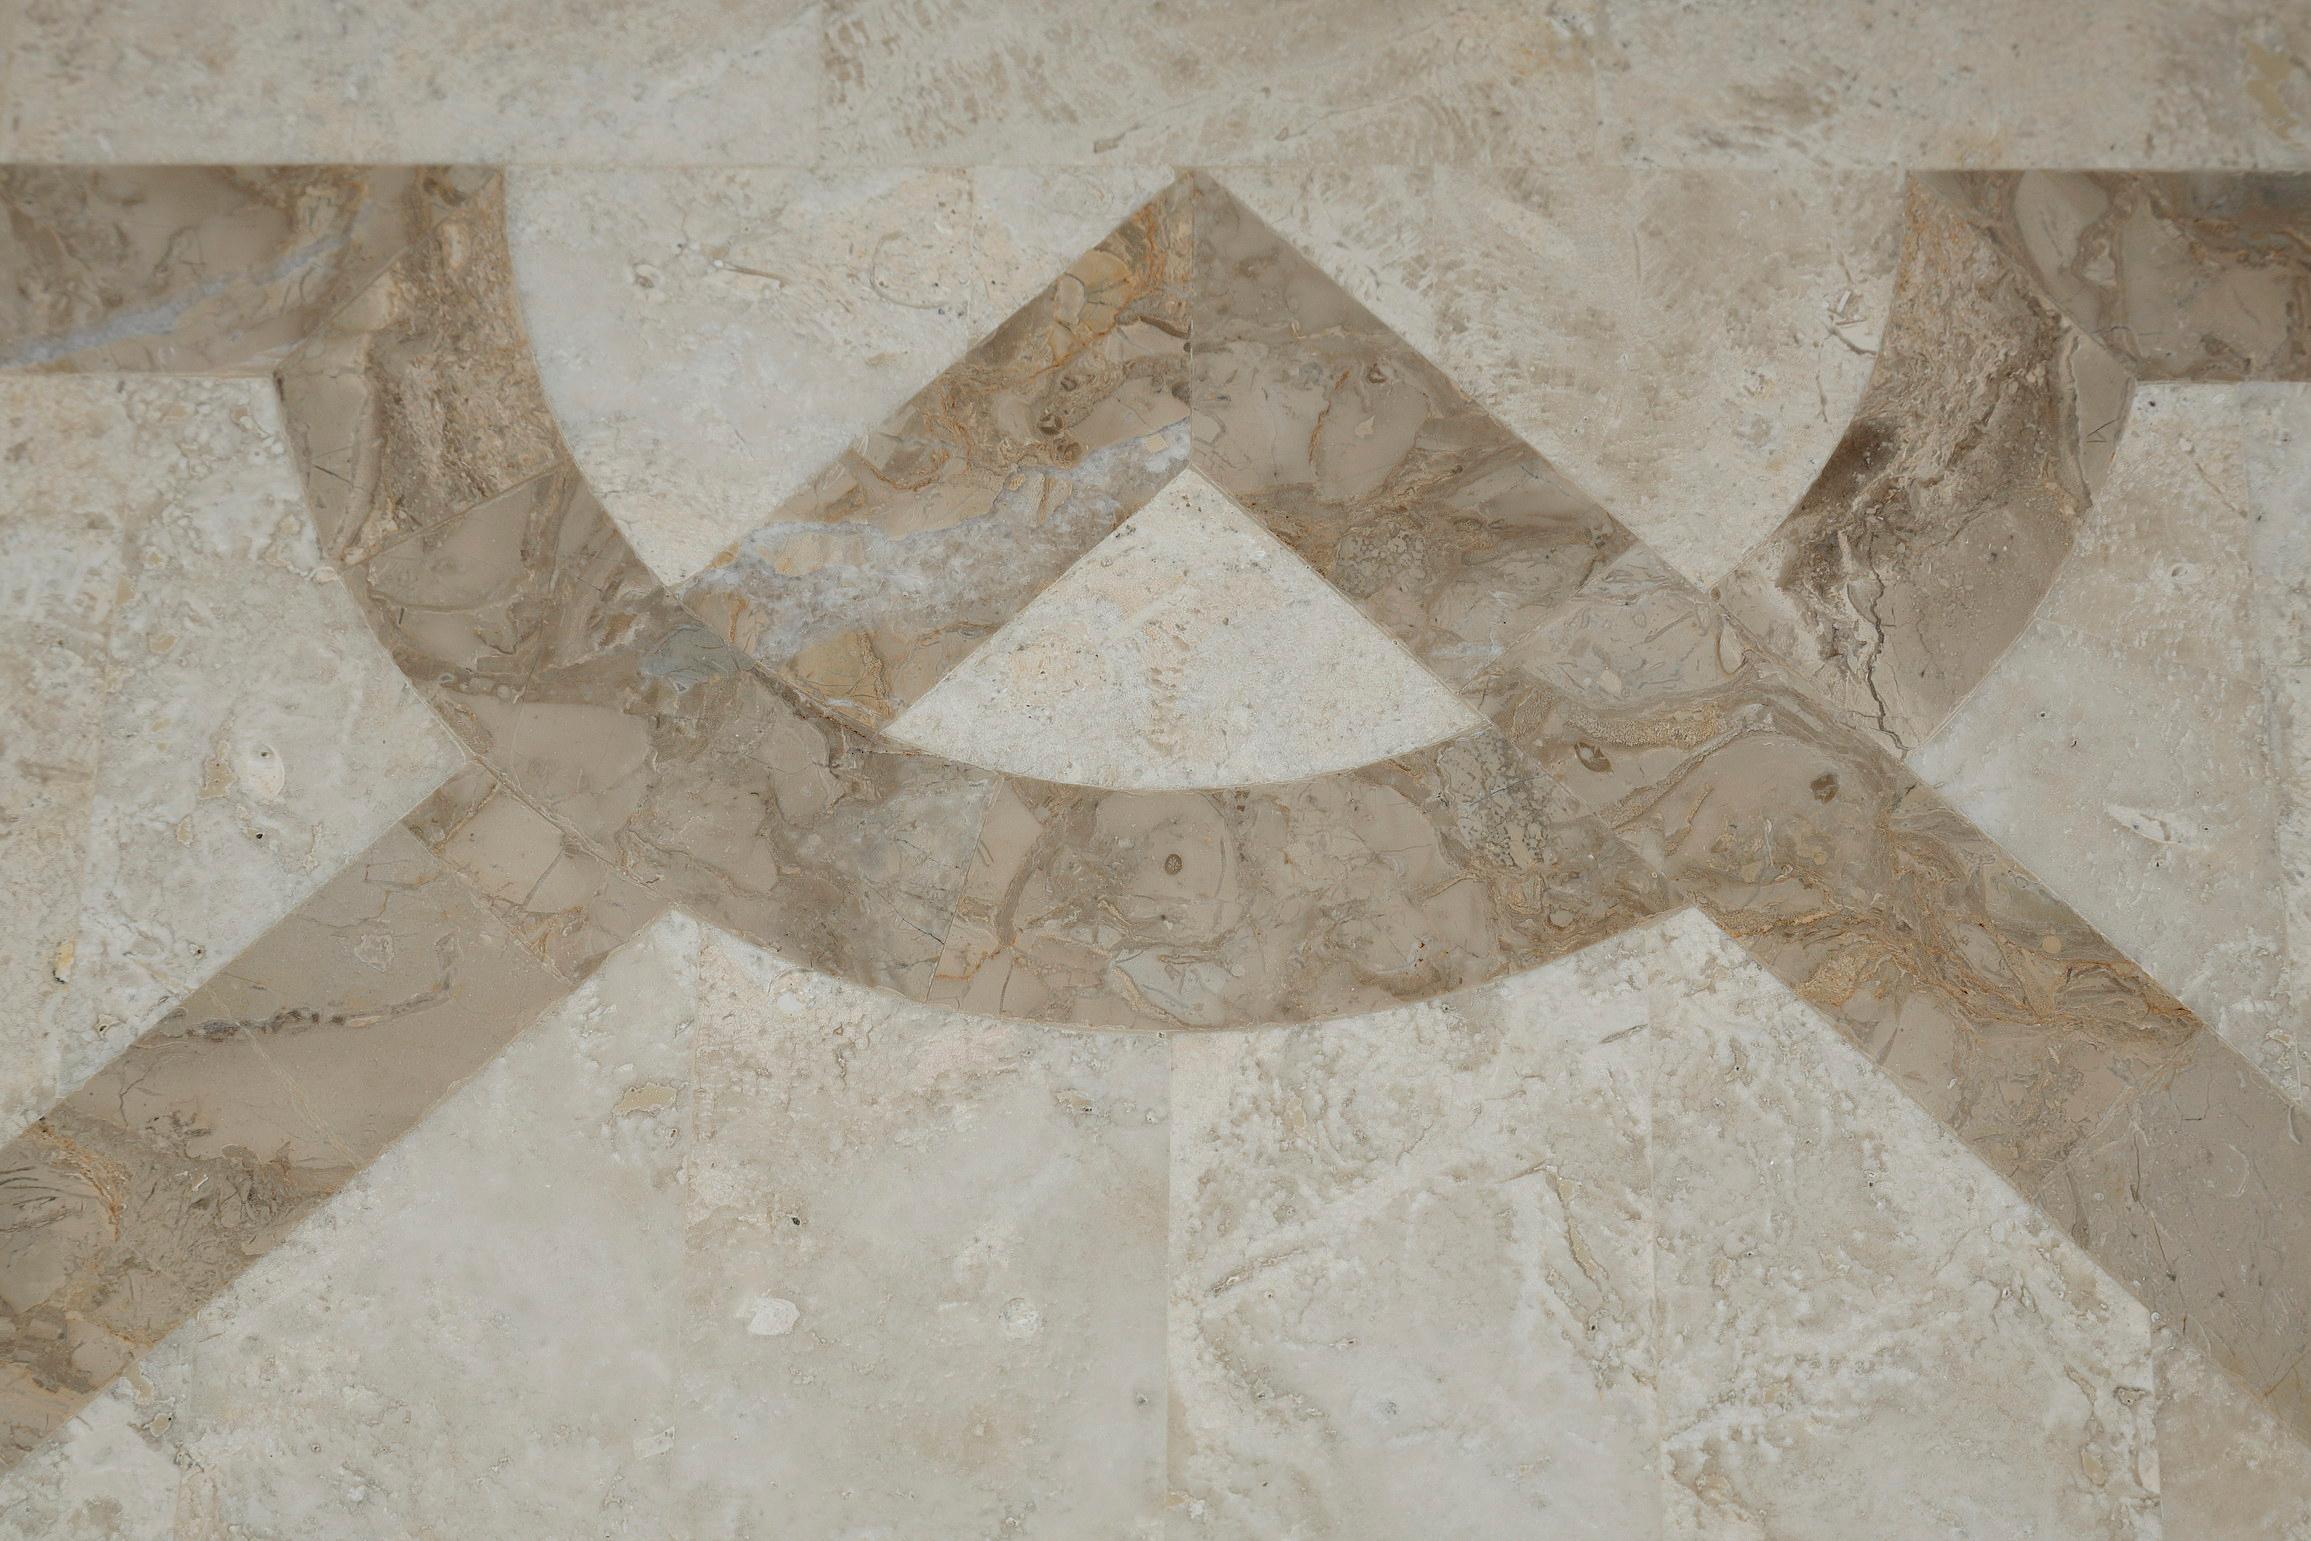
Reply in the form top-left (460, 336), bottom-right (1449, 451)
top-left (888, 467), bottom-right (1482, 788)
top-left (675, 923), bottom-right (1168, 1536)
top-left (2156, 1332), bottom-right (2311, 1539)
top-left (1597, 0), bottom-right (2311, 169)
top-left (1647, 912), bottom-right (2160, 1540)
top-left (0, 384), bottom-right (117, 1147)
top-left (820, 0), bottom-right (1603, 164)
top-left (1914, 386), bottom-right (2300, 1102)
top-left (1, 0), bottom-right (819, 163)
top-left (1219, 166), bottom-right (1902, 588)
top-left (1167, 924), bottom-right (1666, 1540)
top-left (0, 374), bottom-right (460, 1144)
top-left (0, 911), bottom-right (696, 1538)
top-left (1170, 911), bottom-right (2177, 1532)
top-left (2245, 383), bottom-right (2311, 1107)
top-left (507, 165), bottom-right (1174, 585)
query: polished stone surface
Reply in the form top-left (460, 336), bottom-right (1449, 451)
top-left (889, 467), bottom-right (1482, 787)
top-left (3, 19), bottom-right (2311, 1529)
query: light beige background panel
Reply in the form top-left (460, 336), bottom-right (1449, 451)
top-left (1169, 927), bottom-right (1667, 1539)
top-left (1170, 912), bottom-right (2165, 1539)
top-left (1914, 386), bottom-right (2304, 1106)
top-left (0, 0), bottom-right (822, 163)
top-left (675, 925), bottom-right (1168, 1536)
top-left (2244, 383), bottom-right (2311, 1110)
top-left (890, 468), bottom-right (1482, 788)
top-left (506, 165), bottom-right (1174, 584)
top-left (820, 0), bottom-right (1604, 165)
top-left (1219, 166), bottom-right (1902, 587)
top-left (1596, 0), bottom-right (2311, 169)
top-left (0, 375), bottom-right (458, 1146)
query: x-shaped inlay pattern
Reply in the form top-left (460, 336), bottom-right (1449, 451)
top-left (2, 168), bottom-right (2308, 1472)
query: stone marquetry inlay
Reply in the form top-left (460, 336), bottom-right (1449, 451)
top-left (2, 157), bottom-right (2309, 1521)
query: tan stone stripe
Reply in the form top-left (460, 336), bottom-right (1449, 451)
top-left (0, 821), bottom-right (578, 1465)
top-left (678, 177), bottom-right (1196, 732)
top-left (277, 175), bottom-right (563, 568)
top-left (1189, 172), bottom-right (1634, 693)
top-left (292, 180), bottom-right (1675, 1030)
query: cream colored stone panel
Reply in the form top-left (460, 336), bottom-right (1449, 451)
top-left (2244, 383), bottom-right (2311, 1107)
top-left (2, 0), bottom-right (821, 162)
top-left (1596, 0), bottom-right (2310, 169)
top-left (888, 468), bottom-right (1483, 788)
top-left (1168, 924), bottom-right (1667, 1539)
top-left (675, 923), bottom-right (1169, 1535)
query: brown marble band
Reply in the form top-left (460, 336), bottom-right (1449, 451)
top-left (1928, 171), bottom-right (2311, 384)
top-left (1, 164), bottom-right (2307, 1467)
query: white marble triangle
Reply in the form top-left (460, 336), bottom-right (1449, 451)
top-left (886, 468), bottom-right (1483, 789)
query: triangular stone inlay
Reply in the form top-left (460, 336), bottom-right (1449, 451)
top-left (886, 467), bottom-right (1482, 789)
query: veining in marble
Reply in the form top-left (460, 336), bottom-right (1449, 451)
top-left (1716, 180), bottom-right (2133, 756)
top-left (0, 166), bottom-right (492, 375)
top-left (1932, 172), bottom-right (2311, 380)
top-left (679, 179), bottom-right (1191, 725)
top-left (888, 467), bottom-right (1482, 788)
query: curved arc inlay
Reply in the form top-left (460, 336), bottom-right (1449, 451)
top-left (292, 173), bottom-right (1677, 1035)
